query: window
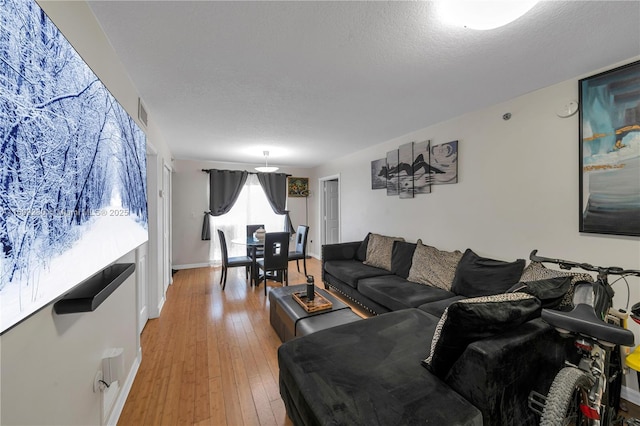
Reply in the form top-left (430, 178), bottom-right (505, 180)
top-left (209, 174), bottom-right (285, 264)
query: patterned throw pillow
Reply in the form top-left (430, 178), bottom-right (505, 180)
top-left (407, 239), bottom-right (463, 291)
top-left (423, 293), bottom-right (541, 379)
top-left (363, 233), bottom-right (405, 271)
top-left (520, 262), bottom-right (594, 309)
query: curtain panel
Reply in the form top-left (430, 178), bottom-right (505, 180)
top-left (201, 169), bottom-right (249, 240)
top-left (256, 172), bottom-right (294, 234)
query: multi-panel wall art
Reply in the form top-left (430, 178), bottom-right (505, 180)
top-left (0, 0), bottom-right (148, 333)
top-left (371, 140), bottom-right (459, 197)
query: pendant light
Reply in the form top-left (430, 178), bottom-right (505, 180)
top-left (255, 150), bottom-right (279, 173)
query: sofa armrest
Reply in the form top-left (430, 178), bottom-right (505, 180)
top-left (321, 241), bottom-right (361, 262)
top-left (322, 241), bottom-right (362, 285)
top-left (444, 318), bottom-right (574, 426)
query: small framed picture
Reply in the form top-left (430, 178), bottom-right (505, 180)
top-left (288, 177), bottom-right (310, 197)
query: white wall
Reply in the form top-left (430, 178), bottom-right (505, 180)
top-left (0, 253), bottom-right (138, 426)
top-left (0, 1), bottom-right (173, 424)
top-left (310, 57), bottom-right (640, 317)
top-left (172, 159), bottom-right (312, 268)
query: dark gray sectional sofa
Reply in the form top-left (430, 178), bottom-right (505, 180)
top-left (278, 235), bottom-right (583, 426)
top-left (322, 239), bottom-right (458, 315)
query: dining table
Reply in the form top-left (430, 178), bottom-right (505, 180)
top-left (232, 237), bottom-right (264, 287)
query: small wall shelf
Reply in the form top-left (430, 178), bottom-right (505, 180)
top-left (54, 263), bottom-right (136, 314)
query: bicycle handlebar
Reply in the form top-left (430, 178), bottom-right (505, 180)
top-left (529, 250), bottom-right (640, 277)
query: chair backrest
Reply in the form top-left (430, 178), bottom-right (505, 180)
top-left (247, 224), bottom-right (265, 239)
top-left (294, 225), bottom-right (309, 254)
top-left (263, 232), bottom-right (290, 271)
top-left (217, 229), bottom-right (229, 265)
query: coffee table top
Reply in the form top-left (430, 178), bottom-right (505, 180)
top-left (269, 284), bottom-right (351, 321)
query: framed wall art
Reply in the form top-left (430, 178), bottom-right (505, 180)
top-left (413, 140), bottom-right (432, 194)
top-left (386, 149), bottom-right (399, 196)
top-left (398, 142), bottom-right (414, 199)
top-left (287, 177), bottom-right (310, 197)
top-left (371, 158), bottom-right (386, 189)
top-left (431, 140), bottom-right (458, 185)
top-left (579, 60), bottom-right (640, 236)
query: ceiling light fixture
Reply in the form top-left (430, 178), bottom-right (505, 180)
top-left (255, 150), bottom-right (279, 173)
top-left (437, 1), bottom-right (538, 30)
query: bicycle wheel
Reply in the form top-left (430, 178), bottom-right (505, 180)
top-left (541, 366), bottom-right (593, 426)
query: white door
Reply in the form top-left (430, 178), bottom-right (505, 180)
top-left (162, 163), bottom-right (172, 291)
top-left (321, 178), bottom-right (340, 245)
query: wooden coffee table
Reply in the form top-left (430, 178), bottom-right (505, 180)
top-left (269, 284), bottom-right (362, 342)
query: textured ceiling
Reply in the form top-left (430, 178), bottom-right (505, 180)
top-left (87, 1), bottom-right (640, 168)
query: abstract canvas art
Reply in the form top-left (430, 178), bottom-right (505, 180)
top-left (431, 140), bottom-right (459, 184)
top-left (413, 140), bottom-right (432, 195)
top-left (0, 0), bottom-right (148, 333)
top-left (579, 61), bottom-right (640, 236)
top-left (398, 142), bottom-right (414, 199)
top-left (386, 150), bottom-right (399, 196)
top-left (371, 158), bottom-right (386, 190)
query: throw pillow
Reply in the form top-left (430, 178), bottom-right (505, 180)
top-left (363, 233), bottom-right (405, 271)
top-left (508, 276), bottom-right (572, 309)
top-left (423, 293), bottom-right (541, 379)
top-left (520, 261), bottom-right (594, 309)
top-left (407, 239), bottom-right (463, 291)
top-left (451, 249), bottom-right (525, 297)
top-left (391, 241), bottom-right (417, 279)
top-left (355, 233), bottom-right (371, 262)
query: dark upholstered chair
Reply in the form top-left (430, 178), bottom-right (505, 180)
top-left (288, 225), bottom-right (309, 276)
top-left (257, 232), bottom-right (290, 295)
top-left (246, 224), bottom-right (265, 277)
top-left (217, 229), bottom-right (253, 290)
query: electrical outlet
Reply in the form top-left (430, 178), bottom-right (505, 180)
top-left (94, 370), bottom-right (103, 393)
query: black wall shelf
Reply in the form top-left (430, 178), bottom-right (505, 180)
top-left (54, 263), bottom-right (136, 314)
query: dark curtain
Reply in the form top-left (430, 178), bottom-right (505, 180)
top-left (201, 169), bottom-right (249, 240)
top-left (257, 172), bottom-right (294, 234)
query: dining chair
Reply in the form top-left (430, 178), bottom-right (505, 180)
top-left (217, 229), bottom-right (253, 290)
top-left (257, 232), bottom-right (290, 295)
top-left (288, 225), bottom-right (309, 276)
top-left (246, 224), bottom-right (265, 277)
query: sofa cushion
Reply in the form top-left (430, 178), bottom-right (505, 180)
top-left (407, 239), bottom-right (463, 291)
top-left (278, 309), bottom-right (483, 426)
top-left (359, 275), bottom-right (456, 311)
top-left (451, 249), bottom-right (525, 297)
top-left (423, 293), bottom-right (541, 379)
top-left (521, 261), bottom-right (594, 309)
top-left (508, 276), bottom-right (573, 309)
top-left (418, 295), bottom-right (466, 318)
top-left (324, 259), bottom-right (393, 289)
top-left (364, 233), bottom-right (405, 271)
top-left (355, 233), bottom-right (371, 262)
top-left (391, 241), bottom-right (417, 279)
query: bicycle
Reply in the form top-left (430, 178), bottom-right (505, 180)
top-left (526, 250), bottom-right (640, 426)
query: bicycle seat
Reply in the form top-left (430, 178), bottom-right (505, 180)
top-left (542, 303), bottom-right (635, 347)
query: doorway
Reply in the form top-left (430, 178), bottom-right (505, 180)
top-left (319, 175), bottom-right (340, 246)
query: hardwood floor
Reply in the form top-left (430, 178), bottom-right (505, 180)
top-left (118, 257), bottom-right (364, 426)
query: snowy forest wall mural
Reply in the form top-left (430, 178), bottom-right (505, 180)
top-left (0, 0), bottom-right (148, 333)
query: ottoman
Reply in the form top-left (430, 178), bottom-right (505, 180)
top-left (269, 284), bottom-right (361, 342)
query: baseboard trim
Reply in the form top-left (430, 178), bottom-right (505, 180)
top-left (106, 351), bottom-right (141, 426)
top-left (622, 385), bottom-right (640, 406)
top-left (173, 262), bottom-right (214, 270)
